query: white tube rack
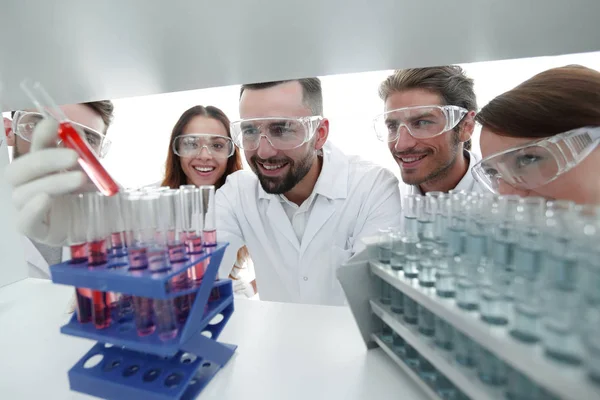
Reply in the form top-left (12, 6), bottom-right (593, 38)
top-left (370, 260), bottom-right (600, 400)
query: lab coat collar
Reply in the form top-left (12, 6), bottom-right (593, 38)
top-left (407, 150), bottom-right (481, 195)
top-left (257, 141), bottom-right (349, 201)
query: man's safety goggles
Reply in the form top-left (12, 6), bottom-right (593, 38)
top-left (230, 116), bottom-right (323, 151)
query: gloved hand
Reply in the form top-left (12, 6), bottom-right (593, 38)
top-left (4, 118), bottom-right (88, 246)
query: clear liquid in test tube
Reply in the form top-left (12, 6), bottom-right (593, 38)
top-left (106, 193), bottom-right (127, 257)
top-left (402, 194), bottom-right (420, 278)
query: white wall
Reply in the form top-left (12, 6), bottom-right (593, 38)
top-left (5, 51), bottom-right (600, 192)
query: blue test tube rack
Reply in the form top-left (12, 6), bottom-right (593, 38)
top-left (49, 242), bottom-right (236, 400)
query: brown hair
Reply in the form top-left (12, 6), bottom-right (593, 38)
top-left (161, 105), bottom-right (249, 267)
top-left (379, 66), bottom-right (477, 150)
top-left (475, 65), bottom-right (600, 138)
top-left (240, 78), bottom-right (323, 116)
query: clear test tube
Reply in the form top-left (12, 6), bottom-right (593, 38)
top-left (84, 192), bottom-right (111, 329)
top-left (139, 193), bottom-right (171, 273)
top-left (67, 193), bottom-right (92, 323)
top-left (106, 193), bottom-right (127, 257)
top-left (379, 277), bottom-right (392, 305)
top-left (402, 194), bottom-right (420, 278)
top-left (200, 185), bottom-right (217, 246)
top-left (417, 241), bottom-right (436, 287)
top-left (377, 227), bottom-right (392, 264)
top-left (139, 192), bottom-right (179, 341)
top-left (389, 228), bottom-right (405, 271)
top-left (122, 193), bottom-right (149, 270)
top-left (541, 203), bottom-right (586, 364)
top-left (159, 190), bottom-right (192, 323)
top-left (417, 304), bottom-right (435, 336)
top-left (510, 197), bottom-right (546, 342)
top-left (416, 195), bottom-right (436, 243)
top-left (160, 190), bottom-right (187, 262)
top-left (180, 186), bottom-right (203, 254)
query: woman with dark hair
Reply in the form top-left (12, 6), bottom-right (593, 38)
top-left (473, 65), bottom-right (600, 204)
top-left (162, 105), bottom-right (256, 297)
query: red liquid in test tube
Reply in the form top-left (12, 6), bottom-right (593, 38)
top-left (75, 288), bottom-right (92, 323)
top-left (88, 239), bottom-right (108, 265)
top-left (203, 230), bottom-right (217, 247)
top-left (91, 290), bottom-right (111, 329)
top-left (69, 243), bottom-right (88, 264)
top-left (58, 122), bottom-right (119, 196)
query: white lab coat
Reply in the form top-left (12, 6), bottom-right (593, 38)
top-left (22, 236), bottom-right (69, 279)
top-left (406, 150), bottom-right (487, 195)
top-left (216, 142), bottom-right (402, 306)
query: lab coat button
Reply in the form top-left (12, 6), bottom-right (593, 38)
top-left (303, 276), bottom-right (308, 281)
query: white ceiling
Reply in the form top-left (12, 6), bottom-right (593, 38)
top-left (1, 0), bottom-right (599, 110)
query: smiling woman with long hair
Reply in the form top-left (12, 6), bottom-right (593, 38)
top-left (162, 105), bottom-right (256, 297)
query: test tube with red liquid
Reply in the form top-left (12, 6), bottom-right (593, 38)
top-left (180, 186), bottom-right (204, 283)
top-left (67, 193), bottom-right (92, 323)
top-left (84, 192), bottom-right (112, 329)
top-left (20, 80), bottom-right (119, 197)
top-left (106, 193), bottom-right (127, 257)
top-left (200, 186), bottom-right (221, 301)
top-left (160, 190), bottom-right (191, 323)
top-left (119, 192), bottom-right (155, 336)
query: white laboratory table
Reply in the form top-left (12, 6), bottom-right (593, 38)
top-left (0, 278), bottom-right (428, 400)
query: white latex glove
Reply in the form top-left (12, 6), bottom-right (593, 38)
top-left (4, 119), bottom-right (88, 246)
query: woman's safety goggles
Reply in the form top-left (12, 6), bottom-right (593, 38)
top-left (12, 110), bottom-right (111, 158)
top-left (172, 134), bottom-right (235, 159)
top-left (373, 105), bottom-right (468, 142)
top-left (472, 126), bottom-right (600, 193)
top-left (230, 116), bottom-right (323, 151)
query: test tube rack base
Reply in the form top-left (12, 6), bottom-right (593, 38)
top-left (50, 242), bottom-right (235, 400)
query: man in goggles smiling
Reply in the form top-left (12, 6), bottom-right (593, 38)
top-left (216, 78), bottom-right (402, 305)
top-left (3, 101), bottom-right (114, 278)
top-left (376, 66), bottom-right (486, 194)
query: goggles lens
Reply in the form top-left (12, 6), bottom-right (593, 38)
top-left (173, 134), bottom-right (235, 159)
top-left (373, 105), bottom-right (467, 142)
top-left (12, 111), bottom-right (111, 158)
top-left (473, 126), bottom-right (600, 193)
top-left (230, 116), bottom-right (322, 151)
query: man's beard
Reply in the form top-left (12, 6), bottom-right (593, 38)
top-left (251, 151), bottom-right (315, 195)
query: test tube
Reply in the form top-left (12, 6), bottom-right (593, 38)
top-left (390, 287), bottom-right (403, 314)
top-left (418, 356), bottom-right (437, 387)
top-left (84, 192), bottom-right (111, 329)
top-left (510, 197), bottom-right (546, 342)
top-left (477, 194), bottom-right (508, 325)
top-left (122, 193), bottom-right (149, 269)
top-left (20, 80), bottom-right (119, 196)
top-left (417, 304), bottom-right (435, 336)
top-left (67, 194), bottom-right (91, 323)
top-left (68, 194), bottom-right (88, 264)
top-left (455, 197), bottom-right (480, 310)
top-left (541, 203), bottom-right (585, 364)
top-left (389, 229), bottom-right (405, 271)
top-left (200, 185), bottom-right (217, 246)
top-left (159, 190), bottom-right (192, 322)
top-left (416, 195), bottom-right (436, 243)
top-left (160, 190), bottom-right (187, 262)
top-left (377, 228), bottom-right (392, 264)
top-left (403, 195), bottom-right (420, 278)
top-left (379, 277), bottom-right (392, 305)
top-left (454, 331), bottom-right (475, 367)
top-left (392, 331), bottom-right (405, 356)
top-left (417, 241), bottom-right (436, 287)
top-left (403, 296), bottom-right (418, 325)
top-left (476, 345), bottom-right (507, 386)
top-left (434, 317), bottom-right (453, 350)
top-left (106, 193), bottom-right (126, 257)
top-left (180, 186), bottom-right (203, 254)
top-left (139, 193), bottom-right (171, 273)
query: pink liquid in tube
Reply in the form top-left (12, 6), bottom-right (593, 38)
top-left (75, 288), bottom-right (92, 323)
top-left (91, 290), bottom-right (111, 329)
top-left (58, 122), bottom-right (119, 196)
top-left (203, 229), bottom-right (217, 247)
top-left (69, 243), bottom-right (88, 264)
top-left (88, 239), bottom-right (108, 265)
